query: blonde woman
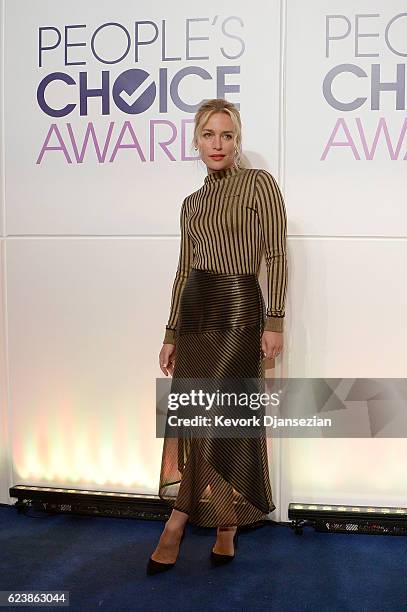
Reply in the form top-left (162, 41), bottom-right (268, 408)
top-left (147, 98), bottom-right (287, 574)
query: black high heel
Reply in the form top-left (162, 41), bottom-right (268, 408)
top-left (146, 529), bottom-right (185, 576)
top-left (210, 527), bottom-right (239, 566)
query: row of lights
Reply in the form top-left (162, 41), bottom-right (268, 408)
top-left (14, 487), bottom-right (407, 517)
top-left (292, 503), bottom-right (406, 515)
top-left (14, 485), bottom-right (148, 499)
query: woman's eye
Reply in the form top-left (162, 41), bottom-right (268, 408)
top-left (201, 133), bottom-right (233, 140)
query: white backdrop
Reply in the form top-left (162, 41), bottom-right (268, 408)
top-left (0, 0), bottom-right (406, 521)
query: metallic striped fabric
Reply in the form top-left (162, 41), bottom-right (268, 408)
top-left (159, 268), bottom-right (275, 528)
top-left (164, 165), bottom-right (287, 344)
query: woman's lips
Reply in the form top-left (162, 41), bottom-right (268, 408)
top-left (210, 155), bottom-right (225, 159)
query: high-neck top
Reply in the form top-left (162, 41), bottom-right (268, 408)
top-left (164, 167), bottom-right (288, 345)
top-left (204, 165), bottom-right (244, 183)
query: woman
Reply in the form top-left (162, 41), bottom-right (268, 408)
top-left (147, 98), bottom-right (287, 574)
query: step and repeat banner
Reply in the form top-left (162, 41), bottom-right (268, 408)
top-left (4, 0), bottom-right (280, 235)
top-left (1, 0), bottom-right (282, 502)
top-left (285, 4), bottom-right (406, 236)
top-left (1, 0), bottom-right (406, 516)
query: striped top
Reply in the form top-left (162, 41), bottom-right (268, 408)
top-left (164, 165), bottom-right (288, 344)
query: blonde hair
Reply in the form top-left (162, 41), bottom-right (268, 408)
top-left (192, 99), bottom-right (243, 169)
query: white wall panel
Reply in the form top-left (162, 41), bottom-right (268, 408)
top-left (6, 238), bottom-right (181, 493)
top-left (283, 237), bottom-right (407, 377)
top-left (278, 235), bottom-right (407, 521)
top-left (285, 1), bottom-right (406, 236)
top-left (279, 437), bottom-right (407, 522)
top-left (4, 0), bottom-right (281, 235)
top-left (1, 0), bottom-right (405, 518)
top-left (0, 0), bottom-right (11, 504)
top-left (0, 240), bottom-right (11, 504)
top-left (0, 0), bottom-right (4, 238)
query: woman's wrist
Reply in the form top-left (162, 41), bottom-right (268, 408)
top-left (163, 327), bottom-right (176, 345)
top-left (264, 316), bottom-right (284, 333)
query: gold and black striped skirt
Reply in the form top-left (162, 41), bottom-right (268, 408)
top-left (158, 268), bottom-right (275, 528)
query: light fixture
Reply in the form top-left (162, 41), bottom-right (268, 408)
top-left (288, 502), bottom-right (407, 536)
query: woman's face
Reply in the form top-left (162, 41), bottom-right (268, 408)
top-left (197, 112), bottom-right (236, 173)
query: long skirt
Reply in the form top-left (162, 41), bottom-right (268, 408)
top-left (158, 268), bottom-right (275, 527)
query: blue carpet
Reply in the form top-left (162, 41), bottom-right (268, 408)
top-left (0, 505), bottom-right (406, 611)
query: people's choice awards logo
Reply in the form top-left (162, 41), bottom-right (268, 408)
top-left (36, 18), bottom-right (245, 165)
top-left (321, 12), bottom-right (407, 160)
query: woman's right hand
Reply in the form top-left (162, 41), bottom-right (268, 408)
top-left (159, 343), bottom-right (176, 377)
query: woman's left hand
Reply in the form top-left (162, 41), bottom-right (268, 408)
top-left (261, 331), bottom-right (283, 360)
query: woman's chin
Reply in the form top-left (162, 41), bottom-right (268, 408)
top-left (205, 158), bottom-right (233, 172)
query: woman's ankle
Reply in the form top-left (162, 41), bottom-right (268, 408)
top-left (167, 509), bottom-right (188, 531)
top-left (217, 525), bottom-right (237, 531)
top-left (164, 519), bottom-right (187, 536)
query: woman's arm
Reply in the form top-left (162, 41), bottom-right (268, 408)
top-left (254, 169), bottom-right (288, 332)
top-left (163, 198), bottom-right (194, 345)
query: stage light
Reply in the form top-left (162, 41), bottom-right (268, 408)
top-left (10, 485), bottom-right (171, 521)
top-left (288, 502), bottom-right (407, 536)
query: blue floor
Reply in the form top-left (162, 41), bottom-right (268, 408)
top-left (0, 504), bottom-right (406, 611)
